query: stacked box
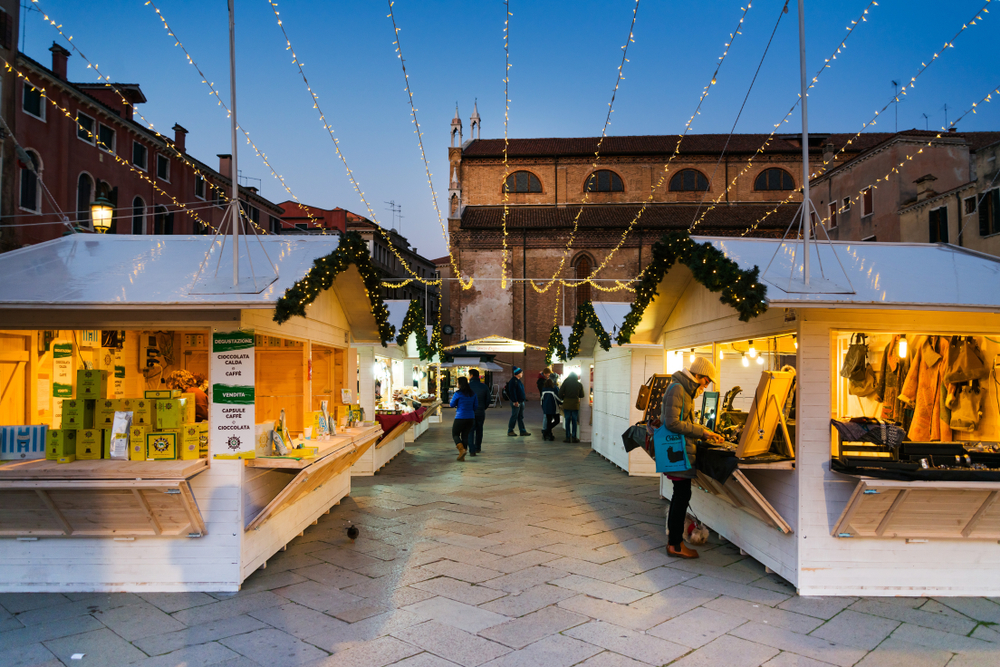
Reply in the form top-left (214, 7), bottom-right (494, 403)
top-left (0, 426), bottom-right (47, 460)
top-left (77, 429), bottom-right (103, 459)
top-left (94, 399), bottom-right (118, 428)
top-left (129, 425), bottom-right (147, 461)
top-left (197, 423), bottom-right (209, 457)
top-left (178, 424), bottom-right (201, 460)
top-left (132, 399), bottom-right (152, 427)
top-left (145, 389), bottom-right (180, 399)
top-left (60, 399), bottom-right (94, 430)
top-left (46, 429), bottom-right (77, 460)
top-left (77, 369), bottom-right (109, 399)
top-left (146, 431), bottom-right (177, 460)
top-left (154, 398), bottom-right (188, 430)
top-left (179, 393), bottom-right (197, 424)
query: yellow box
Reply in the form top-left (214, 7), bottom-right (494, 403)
top-left (102, 429), bottom-right (113, 459)
top-left (77, 369), bottom-right (109, 399)
top-left (155, 399), bottom-right (188, 430)
top-left (198, 423), bottom-right (209, 457)
top-left (60, 399), bottom-right (94, 430)
top-left (132, 399), bottom-right (152, 426)
top-left (46, 429), bottom-right (77, 460)
top-left (57, 455), bottom-right (76, 464)
top-left (129, 425), bottom-right (147, 461)
top-left (117, 398), bottom-right (135, 413)
top-left (336, 405), bottom-right (351, 428)
top-left (146, 431), bottom-right (177, 460)
top-left (94, 399), bottom-right (118, 428)
top-left (145, 389), bottom-right (180, 399)
top-left (178, 424), bottom-right (201, 460)
top-left (291, 445), bottom-right (318, 459)
top-left (312, 411), bottom-right (331, 437)
top-left (77, 429), bottom-right (102, 459)
top-left (180, 393), bottom-right (197, 424)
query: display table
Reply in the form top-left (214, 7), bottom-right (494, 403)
top-left (353, 415), bottom-right (411, 477)
top-left (407, 400), bottom-right (441, 441)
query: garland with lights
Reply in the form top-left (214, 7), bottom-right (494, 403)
top-left (273, 232), bottom-right (393, 345)
top-left (395, 299), bottom-right (434, 360)
top-left (566, 301), bottom-right (613, 360)
top-left (429, 311), bottom-right (444, 360)
top-left (616, 232), bottom-right (768, 345)
top-left (545, 325), bottom-right (568, 366)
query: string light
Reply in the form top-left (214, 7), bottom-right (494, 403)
top-left (748, 340), bottom-right (757, 358)
top-left (742, 353), bottom-right (750, 367)
top-left (689, 348), bottom-right (696, 364)
top-left (500, 0), bottom-right (512, 289)
top-left (395, 299), bottom-right (434, 360)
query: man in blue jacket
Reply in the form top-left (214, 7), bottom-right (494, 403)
top-left (506, 368), bottom-right (531, 437)
top-left (468, 369), bottom-right (491, 456)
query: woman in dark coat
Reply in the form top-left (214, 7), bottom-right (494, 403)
top-left (450, 377), bottom-right (478, 461)
top-left (662, 357), bottom-right (724, 559)
top-left (540, 379), bottom-right (562, 441)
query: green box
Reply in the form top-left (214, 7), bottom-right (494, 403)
top-left (60, 399), bottom-right (94, 430)
top-left (145, 389), bottom-right (180, 399)
top-left (77, 369), bottom-right (109, 399)
top-left (132, 399), bottom-right (152, 426)
top-left (46, 429), bottom-right (77, 460)
top-left (77, 429), bottom-right (103, 459)
top-left (94, 399), bottom-right (118, 428)
top-left (155, 398), bottom-right (188, 430)
top-left (145, 431), bottom-right (177, 460)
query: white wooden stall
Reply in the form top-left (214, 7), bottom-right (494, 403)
top-left (631, 236), bottom-right (1000, 596)
top-left (0, 235), bottom-right (385, 592)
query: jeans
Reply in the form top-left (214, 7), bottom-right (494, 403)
top-left (452, 418), bottom-right (474, 451)
top-left (543, 414), bottom-right (560, 438)
top-left (471, 413), bottom-right (486, 453)
top-left (564, 409), bottom-right (579, 439)
top-left (508, 403), bottom-right (526, 433)
top-left (667, 478), bottom-right (693, 547)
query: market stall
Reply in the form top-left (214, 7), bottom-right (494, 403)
top-left (622, 233), bottom-right (1000, 596)
top-left (0, 234), bottom-right (385, 592)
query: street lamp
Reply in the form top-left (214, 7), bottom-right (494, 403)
top-left (90, 195), bottom-right (114, 233)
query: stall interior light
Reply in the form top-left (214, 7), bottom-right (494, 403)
top-left (741, 353), bottom-right (749, 367)
top-left (793, 335), bottom-right (798, 350)
top-left (747, 340), bottom-right (757, 358)
top-left (898, 336), bottom-right (907, 358)
top-left (756, 355), bottom-right (765, 365)
top-left (689, 348), bottom-right (696, 364)
top-left (718, 348), bottom-right (724, 361)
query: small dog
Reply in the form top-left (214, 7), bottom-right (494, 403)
top-left (684, 515), bottom-right (710, 545)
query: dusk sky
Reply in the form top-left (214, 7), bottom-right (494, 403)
top-left (18, 0), bottom-right (999, 258)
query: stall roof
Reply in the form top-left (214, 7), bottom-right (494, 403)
top-left (0, 235), bottom-right (339, 307)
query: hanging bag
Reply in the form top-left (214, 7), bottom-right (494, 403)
top-left (654, 386), bottom-right (691, 474)
top-left (848, 364), bottom-right (878, 397)
top-left (635, 375), bottom-right (655, 411)
top-left (840, 333), bottom-right (869, 381)
top-left (944, 336), bottom-right (989, 384)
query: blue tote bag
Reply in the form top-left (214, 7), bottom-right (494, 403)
top-left (653, 389), bottom-right (691, 474)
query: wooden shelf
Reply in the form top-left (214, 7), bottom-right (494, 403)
top-left (0, 458), bottom-right (209, 481)
top-left (694, 470), bottom-right (793, 534)
top-left (245, 425), bottom-right (382, 470)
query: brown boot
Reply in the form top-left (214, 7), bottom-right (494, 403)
top-left (666, 543), bottom-right (699, 559)
top-left (456, 444), bottom-right (467, 461)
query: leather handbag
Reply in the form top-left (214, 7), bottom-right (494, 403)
top-left (848, 364), bottom-right (878, 397)
top-left (944, 336), bottom-right (989, 384)
top-left (635, 376), bottom-right (654, 411)
top-left (841, 333), bottom-right (869, 381)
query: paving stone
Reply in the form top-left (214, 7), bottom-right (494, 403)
top-left (304, 635), bottom-right (420, 667)
top-left (403, 596), bottom-right (509, 633)
top-left (412, 577), bottom-right (508, 605)
top-left (542, 557), bottom-right (632, 583)
top-left (0, 613), bottom-right (105, 651)
top-left (889, 621), bottom-right (997, 654)
top-left (647, 606), bottom-right (745, 648)
top-left (730, 622), bottom-right (868, 667)
top-left (487, 551), bottom-right (562, 574)
top-left (617, 567), bottom-right (698, 594)
top-left (14, 593), bottom-right (144, 626)
top-left (393, 620), bottom-right (511, 666)
top-left (537, 543), bottom-right (623, 564)
top-left (778, 597), bottom-right (857, 621)
top-left (432, 534), bottom-right (501, 551)
top-left (477, 584), bottom-right (576, 617)
top-left (478, 633), bottom-right (603, 667)
top-left (852, 637), bottom-right (952, 667)
top-left (239, 569), bottom-right (309, 593)
top-left (478, 606), bottom-right (588, 649)
top-left (947, 651), bottom-right (1000, 667)
top-left (932, 598), bottom-right (1000, 623)
top-left (273, 581), bottom-right (364, 612)
top-left (220, 627), bottom-right (328, 665)
top-left (171, 591), bottom-right (286, 625)
top-left (762, 652), bottom-right (841, 667)
top-left (809, 610), bottom-right (899, 650)
top-left (606, 549), bottom-right (675, 575)
top-left (550, 575), bottom-right (648, 604)
top-left (0, 641), bottom-right (60, 667)
top-left (304, 609), bottom-right (426, 652)
top-left (703, 596), bottom-right (824, 634)
top-left (682, 575), bottom-right (790, 606)
top-left (138, 592), bottom-right (217, 614)
top-left (668, 634), bottom-right (778, 667)
top-left (132, 614), bottom-right (269, 656)
top-left (389, 652), bottom-right (465, 667)
top-left (565, 620), bottom-right (689, 665)
top-left (248, 602), bottom-right (348, 639)
top-left (415, 546), bottom-right (503, 568)
top-left (849, 599), bottom-right (978, 636)
top-left (95, 601), bottom-right (188, 642)
top-left (424, 560), bottom-right (504, 584)
top-left (43, 628), bottom-right (148, 666)
top-left (480, 567), bottom-right (564, 594)
top-left (0, 593), bottom-right (70, 614)
top-left (970, 624), bottom-right (1000, 643)
top-left (292, 563), bottom-right (371, 589)
top-left (573, 651), bottom-right (653, 667)
top-left (132, 642), bottom-right (239, 667)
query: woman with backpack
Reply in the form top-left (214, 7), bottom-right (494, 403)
top-left (450, 376), bottom-right (478, 461)
top-left (540, 378), bottom-right (563, 441)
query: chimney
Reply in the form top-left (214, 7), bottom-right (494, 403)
top-left (822, 142), bottom-right (835, 165)
top-left (218, 154), bottom-right (232, 177)
top-left (49, 43), bottom-right (70, 80)
top-left (914, 174), bottom-right (938, 201)
top-left (172, 124), bottom-right (188, 153)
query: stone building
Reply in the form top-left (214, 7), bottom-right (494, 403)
top-left (444, 107), bottom-right (893, 393)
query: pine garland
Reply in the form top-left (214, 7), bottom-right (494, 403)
top-left (429, 315), bottom-right (443, 360)
top-left (567, 301), bottom-right (613, 359)
top-left (273, 231), bottom-right (394, 346)
top-left (395, 299), bottom-right (434, 360)
top-left (545, 324), bottom-right (567, 365)
top-left (616, 231), bottom-right (768, 345)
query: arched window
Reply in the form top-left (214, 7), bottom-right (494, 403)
top-left (77, 173), bottom-right (94, 227)
top-left (669, 169), bottom-right (709, 192)
top-left (153, 205), bottom-right (173, 235)
top-left (132, 197), bottom-right (145, 235)
top-left (19, 150), bottom-right (40, 212)
top-left (450, 193), bottom-right (459, 215)
top-left (754, 168), bottom-right (795, 191)
top-left (575, 255), bottom-right (592, 305)
top-left (503, 171), bottom-right (542, 194)
top-left (585, 170), bottom-right (624, 193)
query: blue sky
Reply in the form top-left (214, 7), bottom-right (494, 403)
top-left (19, 0), bottom-right (1000, 258)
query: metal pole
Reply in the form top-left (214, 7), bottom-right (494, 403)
top-left (798, 0), bottom-right (811, 286)
top-left (228, 0), bottom-right (240, 287)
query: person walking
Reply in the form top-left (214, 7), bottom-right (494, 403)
top-left (540, 379), bottom-right (563, 441)
top-left (450, 376), bottom-right (478, 461)
top-left (468, 368), bottom-right (490, 456)
top-left (506, 368), bottom-right (531, 436)
top-left (662, 357), bottom-right (725, 559)
top-left (558, 371), bottom-right (584, 442)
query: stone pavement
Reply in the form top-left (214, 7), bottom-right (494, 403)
top-left (3, 407), bottom-right (1000, 667)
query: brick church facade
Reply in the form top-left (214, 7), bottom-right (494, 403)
top-left (444, 106), bottom-right (893, 391)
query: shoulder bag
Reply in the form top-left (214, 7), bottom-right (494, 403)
top-left (653, 386), bottom-right (692, 473)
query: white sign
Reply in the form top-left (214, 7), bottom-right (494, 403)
top-left (210, 330), bottom-right (255, 455)
top-left (467, 344), bottom-right (524, 353)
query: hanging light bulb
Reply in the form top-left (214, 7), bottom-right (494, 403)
top-left (898, 335), bottom-right (907, 358)
top-left (718, 348), bottom-right (724, 361)
top-left (689, 348), bottom-right (696, 364)
top-left (747, 340), bottom-right (757, 358)
top-left (793, 335), bottom-right (798, 350)
top-left (742, 353), bottom-right (749, 367)
top-left (757, 355), bottom-right (765, 365)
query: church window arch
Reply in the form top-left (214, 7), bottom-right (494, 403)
top-left (503, 171), bottom-right (542, 194)
top-left (584, 170), bottom-right (624, 192)
top-left (669, 169), bottom-right (709, 192)
top-left (754, 168), bottom-right (795, 191)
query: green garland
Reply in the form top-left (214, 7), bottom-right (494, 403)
top-left (273, 231), bottom-right (394, 346)
top-left (567, 301), bottom-right (613, 359)
top-left (429, 315), bottom-right (443, 359)
top-left (395, 299), bottom-right (434, 360)
top-left (545, 324), bottom-right (567, 365)
top-left (616, 231), bottom-right (768, 345)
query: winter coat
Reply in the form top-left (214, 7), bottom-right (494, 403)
top-left (506, 377), bottom-right (526, 403)
top-left (877, 335), bottom-right (908, 423)
top-left (541, 389), bottom-right (562, 415)
top-left (536, 373), bottom-right (547, 395)
top-left (469, 378), bottom-right (490, 415)
top-left (450, 391), bottom-right (479, 420)
top-left (899, 335), bottom-right (952, 442)
top-left (559, 374), bottom-right (584, 411)
top-left (660, 370), bottom-right (713, 479)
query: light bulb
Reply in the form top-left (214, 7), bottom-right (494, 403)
top-left (689, 349), bottom-right (696, 364)
top-left (748, 340), bottom-right (757, 358)
top-left (718, 349), bottom-right (724, 361)
top-left (757, 356), bottom-right (764, 365)
top-left (898, 337), bottom-right (907, 358)
top-left (793, 335), bottom-right (798, 350)
top-left (742, 354), bottom-right (749, 368)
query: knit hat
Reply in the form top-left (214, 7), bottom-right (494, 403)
top-left (513, 367), bottom-right (522, 375)
top-left (689, 357), bottom-right (718, 386)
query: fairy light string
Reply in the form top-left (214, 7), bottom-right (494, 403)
top-left (500, 0), bottom-right (512, 289)
top-left (266, 1), bottom-right (448, 287)
top-left (743, 0), bottom-right (992, 237)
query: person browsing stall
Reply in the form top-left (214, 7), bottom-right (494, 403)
top-left (662, 357), bottom-right (725, 559)
top-left (506, 368), bottom-right (531, 436)
top-left (468, 369), bottom-right (490, 456)
top-left (450, 376), bottom-right (478, 461)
